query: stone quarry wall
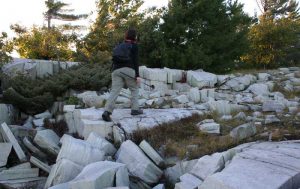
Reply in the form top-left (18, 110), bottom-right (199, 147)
top-left (2, 58), bottom-right (80, 79)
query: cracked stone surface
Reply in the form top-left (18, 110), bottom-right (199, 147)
top-left (198, 141), bottom-right (300, 189)
top-left (70, 108), bottom-right (201, 136)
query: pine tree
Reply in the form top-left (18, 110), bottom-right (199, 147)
top-left (76, 0), bottom-right (144, 63)
top-left (256, 0), bottom-right (299, 19)
top-left (0, 32), bottom-right (13, 64)
top-left (44, 0), bottom-right (88, 30)
top-left (159, 0), bottom-right (251, 73)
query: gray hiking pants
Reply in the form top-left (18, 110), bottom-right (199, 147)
top-left (104, 67), bottom-right (139, 113)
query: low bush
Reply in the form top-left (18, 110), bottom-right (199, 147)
top-left (2, 62), bottom-right (111, 114)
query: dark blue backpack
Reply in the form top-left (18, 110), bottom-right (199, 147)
top-left (112, 42), bottom-right (132, 63)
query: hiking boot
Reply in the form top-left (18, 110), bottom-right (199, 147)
top-left (102, 111), bottom-right (112, 122)
top-left (131, 109), bottom-right (143, 115)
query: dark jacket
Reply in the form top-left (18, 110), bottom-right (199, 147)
top-left (112, 41), bottom-right (139, 78)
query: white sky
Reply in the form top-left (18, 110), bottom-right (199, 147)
top-left (0, 0), bottom-right (258, 37)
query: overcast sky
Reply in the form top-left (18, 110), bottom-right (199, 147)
top-left (0, 0), bottom-right (258, 37)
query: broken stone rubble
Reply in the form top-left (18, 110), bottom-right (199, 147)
top-left (0, 64), bottom-right (300, 189)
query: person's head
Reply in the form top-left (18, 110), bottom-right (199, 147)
top-left (125, 29), bottom-right (137, 41)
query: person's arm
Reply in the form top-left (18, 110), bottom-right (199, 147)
top-left (132, 44), bottom-right (139, 78)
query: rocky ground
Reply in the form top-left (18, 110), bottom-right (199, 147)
top-left (0, 63), bottom-right (300, 189)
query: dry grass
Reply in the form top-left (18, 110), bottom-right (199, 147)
top-left (132, 114), bottom-right (240, 160)
top-left (44, 119), bottom-right (68, 137)
top-left (273, 83), bottom-right (300, 99)
top-left (132, 109), bottom-right (300, 161)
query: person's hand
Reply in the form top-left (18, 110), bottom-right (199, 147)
top-left (136, 77), bottom-right (142, 85)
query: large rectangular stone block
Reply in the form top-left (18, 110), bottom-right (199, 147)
top-left (0, 123), bottom-right (26, 162)
top-left (0, 143), bottom-right (12, 167)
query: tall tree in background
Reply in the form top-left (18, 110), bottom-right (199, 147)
top-left (44, 0), bottom-right (88, 30)
top-left (159, 0), bottom-right (251, 73)
top-left (243, 0), bottom-right (300, 67)
top-left (138, 8), bottom-right (166, 67)
top-left (256, 0), bottom-right (299, 19)
top-left (76, 0), bottom-right (144, 63)
top-left (11, 25), bottom-right (74, 60)
top-left (0, 32), bottom-right (13, 64)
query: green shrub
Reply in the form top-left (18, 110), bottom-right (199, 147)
top-left (66, 96), bottom-right (80, 105)
top-left (2, 62), bottom-right (111, 114)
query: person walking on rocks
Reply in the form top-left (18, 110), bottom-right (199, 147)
top-left (102, 29), bottom-right (143, 122)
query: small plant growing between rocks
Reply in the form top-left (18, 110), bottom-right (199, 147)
top-left (65, 96), bottom-right (80, 105)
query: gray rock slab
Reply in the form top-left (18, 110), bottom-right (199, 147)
top-left (187, 71), bottom-right (217, 89)
top-left (0, 123), bottom-right (26, 162)
top-left (45, 158), bottom-right (83, 189)
top-left (199, 89), bottom-right (215, 103)
top-left (190, 152), bottom-right (225, 180)
top-left (197, 120), bottom-right (220, 134)
top-left (173, 83), bottom-right (192, 92)
top-left (83, 95), bottom-right (105, 108)
top-left (199, 141), bottom-right (300, 189)
top-left (265, 115), bottom-right (280, 124)
top-left (9, 125), bottom-right (37, 138)
top-left (116, 140), bottom-right (163, 184)
top-left (199, 156), bottom-right (300, 189)
top-left (116, 166), bottom-right (130, 187)
top-left (36, 60), bottom-right (53, 78)
top-left (230, 122), bottom-right (256, 141)
top-left (0, 104), bottom-right (14, 125)
top-left (164, 159), bottom-right (198, 185)
top-left (173, 95), bottom-right (189, 104)
top-left (152, 184), bottom-right (165, 189)
top-left (34, 129), bottom-right (60, 156)
top-left (34, 110), bottom-right (52, 119)
top-left (48, 183), bottom-right (70, 189)
top-left (81, 119), bottom-right (114, 140)
top-left (23, 137), bottom-right (47, 159)
top-left (64, 112), bottom-right (76, 134)
top-left (63, 105), bottom-right (76, 113)
top-left (0, 143), bottom-right (12, 167)
top-left (180, 173), bottom-right (203, 188)
top-left (57, 135), bottom-right (105, 166)
top-left (174, 181), bottom-right (196, 189)
top-left (76, 91), bottom-right (98, 100)
top-left (140, 67), bottom-right (168, 82)
top-left (30, 156), bottom-right (51, 173)
top-left (247, 83), bottom-right (269, 96)
top-left (70, 161), bottom-right (125, 189)
top-left (105, 187), bottom-right (129, 189)
top-left (262, 100), bottom-right (286, 112)
top-left (86, 132), bottom-right (117, 156)
top-left (0, 177), bottom-right (47, 189)
top-left (0, 168), bottom-right (39, 180)
top-left (33, 118), bottom-right (45, 127)
top-left (129, 178), bottom-right (152, 189)
top-left (9, 162), bottom-right (31, 170)
top-left (73, 108), bottom-right (199, 135)
top-left (207, 100), bottom-right (241, 116)
top-left (139, 140), bottom-right (165, 167)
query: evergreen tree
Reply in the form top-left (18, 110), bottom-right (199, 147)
top-left (159, 0), bottom-right (251, 73)
top-left (138, 8), bottom-right (166, 68)
top-left (44, 0), bottom-right (88, 30)
top-left (0, 32), bottom-right (13, 64)
top-left (76, 0), bottom-right (144, 63)
top-left (256, 0), bottom-right (299, 19)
